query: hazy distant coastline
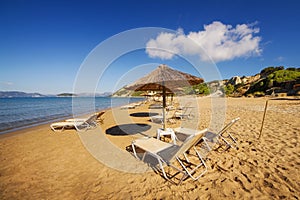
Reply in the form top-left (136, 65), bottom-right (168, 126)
top-left (0, 91), bottom-right (112, 98)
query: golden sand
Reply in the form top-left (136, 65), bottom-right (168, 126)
top-left (0, 97), bottom-right (299, 199)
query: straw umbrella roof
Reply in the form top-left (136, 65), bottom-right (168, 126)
top-left (125, 64), bottom-right (203, 92)
top-left (140, 92), bottom-right (155, 97)
top-left (125, 64), bottom-right (203, 130)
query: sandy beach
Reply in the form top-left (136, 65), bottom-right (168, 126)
top-left (0, 97), bottom-right (299, 199)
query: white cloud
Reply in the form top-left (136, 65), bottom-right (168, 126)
top-left (146, 21), bottom-right (262, 62)
top-left (275, 56), bottom-right (284, 62)
top-left (1, 81), bottom-right (13, 86)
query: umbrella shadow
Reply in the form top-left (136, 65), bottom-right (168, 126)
top-left (106, 123), bottom-right (151, 136)
top-left (130, 112), bottom-right (159, 117)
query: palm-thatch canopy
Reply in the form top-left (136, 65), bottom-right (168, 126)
top-left (125, 64), bottom-right (203, 92)
top-left (125, 64), bottom-right (203, 130)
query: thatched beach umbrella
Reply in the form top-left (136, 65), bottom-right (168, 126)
top-left (126, 64), bottom-right (203, 130)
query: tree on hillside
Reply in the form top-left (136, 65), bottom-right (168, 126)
top-left (224, 84), bottom-right (234, 96)
top-left (261, 66), bottom-right (284, 76)
top-left (194, 83), bottom-right (210, 95)
top-left (183, 83), bottom-right (210, 95)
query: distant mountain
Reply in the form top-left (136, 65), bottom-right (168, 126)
top-left (111, 87), bottom-right (132, 97)
top-left (97, 92), bottom-right (112, 97)
top-left (56, 92), bottom-right (112, 97)
top-left (0, 91), bottom-right (47, 98)
top-left (0, 91), bottom-right (113, 98)
top-left (56, 93), bottom-right (77, 97)
top-left (77, 92), bottom-right (112, 97)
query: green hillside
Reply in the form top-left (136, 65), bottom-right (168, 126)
top-left (246, 67), bottom-right (300, 96)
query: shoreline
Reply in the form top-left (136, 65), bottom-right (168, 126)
top-left (1, 96), bottom-right (298, 137)
top-left (1, 96), bottom-right (298, 136)
top-left (0, 108), bottom-right (110, 137)
top-left (0, 97), bottom-right (144, 135)
top-left (0, 98), bottom-right (299, 199)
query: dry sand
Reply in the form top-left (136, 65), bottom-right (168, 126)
top-left (0, 97), bottom-right (299, 199)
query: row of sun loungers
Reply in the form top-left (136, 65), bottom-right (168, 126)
top-left (50, 100), bottom-right (240, 184)
top-left (120, 102), bottom-right (144, 109)
top-left (150, 106), bottom-right (195, 124)
top-left (131, 117), bottom-right (240, 184)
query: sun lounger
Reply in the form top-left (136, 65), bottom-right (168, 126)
top-left (96, 111), bottom-right (105, 124)
top-left (174, 106), bottom-right (194, 120)
top-left (131, 128), bottom-right (208, 184)
top-left (133, 102), bottom-right (143, 107)
top-left (50, 114), bottom-right (98, 132)
top-left (203, 117), bottom-right (240, 151)
top-left (174, 127), bottom-right (205, 141)
top-left (121, 104), bottom-right (136, 109)
top-left (65, 111), bottom-right (105, 124)
top-left (150, 114), bottom-right (164, 124)
top-left (150, 110), bottom-right (176, 124)
top-left (174, 117), bottom-right (240, 151)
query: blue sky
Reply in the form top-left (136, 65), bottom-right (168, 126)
top-left (0, 0), bottom-right (299, 94)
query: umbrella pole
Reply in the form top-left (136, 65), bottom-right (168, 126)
top-left (162, 84), bottom-right (167, 131)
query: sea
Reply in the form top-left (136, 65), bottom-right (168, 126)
top-left (0, 97), bottom-right (143, 134)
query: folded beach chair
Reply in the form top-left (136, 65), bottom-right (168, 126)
top-left (50, 114), bottom-right (98, 132)
top-left (131, 129), bottom-right (208, 184)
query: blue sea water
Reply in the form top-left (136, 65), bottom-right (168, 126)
top-left (0, 97), bottom-right (142, 134)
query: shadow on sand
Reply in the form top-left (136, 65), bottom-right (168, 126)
top-left (270, 97), bottom-right (300, 101)
top-left (130, 112), bottom-right (159, 117)
top-left (106, 123), bottom-right (151, 136)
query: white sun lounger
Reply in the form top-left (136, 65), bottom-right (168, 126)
top-left (65, 111), bottom-right (105, 124)
top-left (175, 117), bottom-right (240, 151)
top-left (50, 114), bottom-right (98, 132)
top-left (131, 128), bottom-right (208, 184)
top-left (203, 117), bottom-right (240, 151)
top-left (121, 104), bottom-right (136, 109)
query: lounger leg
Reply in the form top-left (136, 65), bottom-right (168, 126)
top-left (203, 138), bottom-right (212, 151)
top-left (176, 157), bottom-right (195, 179)
top-left (176, 148), bottom-right (207, 181)
top-left (157, 131), bottom-right (161, 140)
top-left (228, 133), bottom-right (238, 148)
top-left (183, 153), bottom-right (190, 163)
top-left (219, 136), bottom-right (232, 149)
top-left (51, 125), bottom-right (64, 132)
top-left (131, 143), bottom-right (138, 159)
top-left (170, 133), bottom-right (178, 145)
top-left (132, 143), bottom-right (148, 160)
top-left (158, 158), bottom-right (168, 180)
top-left (141, 152), bottom-right (147, 161)
top-left (193, 147), bottom-right (208, 179)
